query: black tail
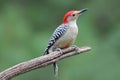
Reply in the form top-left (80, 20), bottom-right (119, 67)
top-left (53, 62), bottom-right (58, 76)
top-left (44, 47), bottom-right (58, 76)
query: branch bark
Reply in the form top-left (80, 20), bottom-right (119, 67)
top-left (0, 46), bottom-right (91, 80)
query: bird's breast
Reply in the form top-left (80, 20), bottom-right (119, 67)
top-left (54, 24), bottom-right (78, 49)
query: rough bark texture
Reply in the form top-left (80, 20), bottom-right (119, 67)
top-left (0, 46), bottom-right (91, 80)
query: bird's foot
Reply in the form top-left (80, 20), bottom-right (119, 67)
top-left (56, 48), bottom-right (63, 54)
top-left (71, 45), bottom-right (79, 50)
top-left (72, 45), bottom-right (78, 48)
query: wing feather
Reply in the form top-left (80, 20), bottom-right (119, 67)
top-left (44, 24), bottom-right (68, 54)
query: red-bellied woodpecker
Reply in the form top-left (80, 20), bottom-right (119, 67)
top-left (44, 8), bottom-right (87, 76)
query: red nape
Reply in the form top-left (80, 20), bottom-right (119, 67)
top-left (63, 11), bottom-right (75, 24)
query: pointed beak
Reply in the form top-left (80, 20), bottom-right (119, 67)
top-left (78, 8), bottom-right (87, 14)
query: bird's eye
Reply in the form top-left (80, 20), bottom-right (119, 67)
top-left (72, 14), bottom-right (75, 16)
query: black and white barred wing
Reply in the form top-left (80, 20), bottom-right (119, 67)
top-left (44, 24), bottom-right (68, 54)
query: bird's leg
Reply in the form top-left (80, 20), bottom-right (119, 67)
top-left (72, 45), bottom-right (78, 48)
top-left (71, 45), bottom-right (79, 51)
top-left (55, 48), bottom-right (63, 54)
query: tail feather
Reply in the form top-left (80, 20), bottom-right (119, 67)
top-left (53, 62), bottom-right (58, 77)
top-left (44, 48), bottom-right (58, 76)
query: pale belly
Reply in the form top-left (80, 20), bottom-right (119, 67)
top-left (54, 25), bottom-right (78, 49)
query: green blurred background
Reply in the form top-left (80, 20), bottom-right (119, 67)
top-left (0, 0), bottom-right (120, 80)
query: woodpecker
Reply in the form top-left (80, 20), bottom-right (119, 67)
top-left (44, 8), bottom-right (87, 76)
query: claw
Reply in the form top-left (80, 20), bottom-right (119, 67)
top-left (72, 45), bottom-right (77, 48)
top-left (56, 48), bottom-right (63, 54)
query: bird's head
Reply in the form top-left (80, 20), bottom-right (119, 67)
top-left (63, 8), bottom-right (87, 24)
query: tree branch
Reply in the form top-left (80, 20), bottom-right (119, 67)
top-left (0, 46), bottom-right (91, 80)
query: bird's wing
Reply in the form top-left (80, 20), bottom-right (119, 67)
top-left (44, 24), bottom-right (68, 54)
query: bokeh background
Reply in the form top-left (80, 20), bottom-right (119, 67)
top-left (0, 0), bottom-right (120, 80)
